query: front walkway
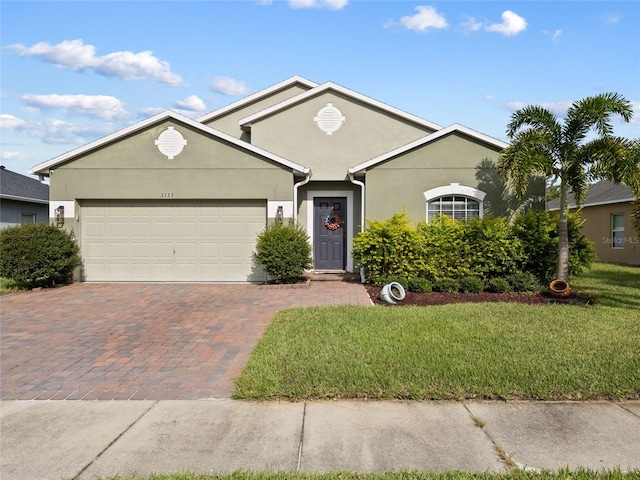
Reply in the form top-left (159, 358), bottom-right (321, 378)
top-left (0, 281), bottom-right (371, 400)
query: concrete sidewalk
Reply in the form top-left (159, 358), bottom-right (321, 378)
top-left (2, 400), bottom-right (639, 479)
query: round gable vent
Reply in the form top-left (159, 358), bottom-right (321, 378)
top-left (155, 126), bottom-right (187, 159)
top-left (314, 103), bottom-right (345, 135)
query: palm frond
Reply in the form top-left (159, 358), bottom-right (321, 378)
top-left (565, 92), bottom-right (633, 140)
top-left (506, 105), bottom-right (561, 140)
top-left (498, 129), bottom-right (553, 199)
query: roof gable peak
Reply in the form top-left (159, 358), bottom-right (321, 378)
top-left (238, 80), bottom-right (443, 132)
top-left (30, 109), bottom-right (309, 176)
top-left (197, 76), bottom-right (318, 124)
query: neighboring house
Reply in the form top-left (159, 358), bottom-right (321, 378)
top-left (0, 166), bottom-right (49, 229)
top-left (548, 180), bottom-right (639, 265)
top-left (30, 76), bottom-right (541, 282)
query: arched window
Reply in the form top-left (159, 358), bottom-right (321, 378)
top-left (424, 183), bottom-right (486, 222)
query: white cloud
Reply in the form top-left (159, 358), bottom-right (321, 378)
top-left (392, 5), bottom-right (448, 32)
top-left (138, 107), bottom-right (166, 118)
top-left (211, 77), bottom-right (252, 96)
top-left (0, 114), bottom-right (112, 145)
top-left (5, 39), bottom-right (185, 86)
top-left (0, 114), bottom-right (28, 130)
top-left (484, 94), bottom-right (496, 101)
top-left (604, 13), bottom-right (622, 25)
top-left (486, 10), bottom-right (527, 36)
top-left (174, 95), bottom-right (206, 112)
top-left (20, 94), bottom-right (129, 121)
top-left (289, 0), bottom-right (348, 10)
top-left (461, 15), bottom-right (483, 34)
top-left (1, 151), bottom-right (29, 160)
top-left (543, 29), bottom-right (563, 43)
top-left (630, 101), bottom-right (640, 124)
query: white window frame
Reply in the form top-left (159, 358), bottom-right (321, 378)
top-left (424, 183), bottom-right (486, 222)
top-left (612, 213), bottom-right (625, 249)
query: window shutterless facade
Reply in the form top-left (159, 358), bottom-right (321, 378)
top-left (612, 213), bottom-right (625, 248)
top-left (427, 196), bottom-right (481, 222)
top-left (424, 184), bottom-right (486, 223)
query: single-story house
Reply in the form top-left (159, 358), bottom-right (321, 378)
top-left (31, 76), bottom-right (541, 282)
top-left (0, 166), bottom-right (49, 229)
top-left (548, 180), bottom-right (639, 266)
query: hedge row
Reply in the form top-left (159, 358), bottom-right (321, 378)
top-left (351, 210), bottom-right (595, 285)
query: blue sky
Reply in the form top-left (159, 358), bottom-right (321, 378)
top-left (1, 0), bottom-right (639, 176)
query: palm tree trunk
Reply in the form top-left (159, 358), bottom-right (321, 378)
top-left (557, 180), bottom-right (570, 281)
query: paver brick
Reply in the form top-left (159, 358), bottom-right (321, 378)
top-left (1, 281), bottom-right (371, 400)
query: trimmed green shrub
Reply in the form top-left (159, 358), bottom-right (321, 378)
top-left (512, 210), bottom-right (595, 283)
top-left (507, 272), bottom-right (541, 293)
top-left (253, 220), bottom-right (313, 283)
top-left (434, 277), bottom-right (459, 293)
top-left (351, 210), bottom-right (425, 283)
top-left (460, 276), bottom-right (484, 293)
top-left (0, 223), bottom-right (82, 288)
top-left (408, 277), bottom-right (432, 293)
top-left (487, 277), bottom-right (511, 293)
top-left (382, 275), bottom-right (409, 290)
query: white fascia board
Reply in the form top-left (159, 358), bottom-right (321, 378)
top-left (30, 110), bottom-right (309, 176)
top-left (549, 198), bottom-right (635, 211)
top-left (0, 194), bottom-right (49, 205)
top-left (348, 123), bottom-right (508, 174)
top-left (197, 76), bottom-right (318, 124)
top-left (238, 81), bottom-right (443, 131)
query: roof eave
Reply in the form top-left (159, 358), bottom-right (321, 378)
top-left (198, 75), bottom-right (319, 124)
top-left (349, 124), bottom-right (508, 174)
top-left (239, 81), bottom-right (444, 131)
top-left (30, 110), bottom-right (309, 176)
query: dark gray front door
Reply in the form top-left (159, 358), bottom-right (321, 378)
top-left (314, 197), bottom-right (346, 270)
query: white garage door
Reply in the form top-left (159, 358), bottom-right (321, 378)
top-left (81, 200), bottom-right (266, 281)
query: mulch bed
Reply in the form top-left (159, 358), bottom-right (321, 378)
top-left (364, 284), bottom-right (592, 306)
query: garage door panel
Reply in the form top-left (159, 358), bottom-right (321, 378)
top-left (154, 222), bottom-right (174, 238)
top-left (131, 223), bottom-right (151, 237)
top-left (108, 222), bottom-right (128, 237)
top-left (81, 200), bottom-right (266, 281)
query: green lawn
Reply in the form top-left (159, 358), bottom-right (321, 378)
top-left (234, 263), bottom-right (640, 401)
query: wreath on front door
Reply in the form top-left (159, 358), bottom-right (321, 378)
top-left (324, 213), bottom-right (342, 230)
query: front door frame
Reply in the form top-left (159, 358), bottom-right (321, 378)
top-left (306, 189), bottom-right (354, 272)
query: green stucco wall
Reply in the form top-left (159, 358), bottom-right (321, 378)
top-left (364, 132), bottom-right (508, 222)
top-left (203, 84), bottom-right (313, 139)
top-left (250, 92), bottom-right (436, 181)
top-left (49, 120), bottom-right (293, 203)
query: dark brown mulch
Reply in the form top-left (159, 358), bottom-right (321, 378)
top-left (365, 284), bottom-right (591, 306)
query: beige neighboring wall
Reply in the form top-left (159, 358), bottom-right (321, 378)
top-left (364, 132), bottom-right (503, 222)
top-left (576, 203), bottom-right (640, 265)
top-left (250, 91), bottom-right (436, 181)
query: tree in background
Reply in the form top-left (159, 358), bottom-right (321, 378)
top-left (498, 93), bottom-right (636, 282)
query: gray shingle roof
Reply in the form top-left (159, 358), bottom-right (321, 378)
top-left (547, 180), bottom-right (634, 210)
top-left (0, 166), bottom-right (49, 202)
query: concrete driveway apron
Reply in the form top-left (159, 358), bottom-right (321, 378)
top-left (1, 282), bottom-right (372, 400)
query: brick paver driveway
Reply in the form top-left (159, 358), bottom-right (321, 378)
top-left (1, 282), bottom-right (371, 400)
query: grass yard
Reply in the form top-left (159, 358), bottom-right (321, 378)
top-left (233, 263), bottom-right (640, 401)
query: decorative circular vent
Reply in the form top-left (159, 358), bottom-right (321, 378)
top-left (155, 126), bottom-right (187, 159)
top-left (314, 103), bottom-right (345, 135)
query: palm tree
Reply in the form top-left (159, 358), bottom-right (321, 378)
top-left (498, 92), bottom-right (635, 282)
